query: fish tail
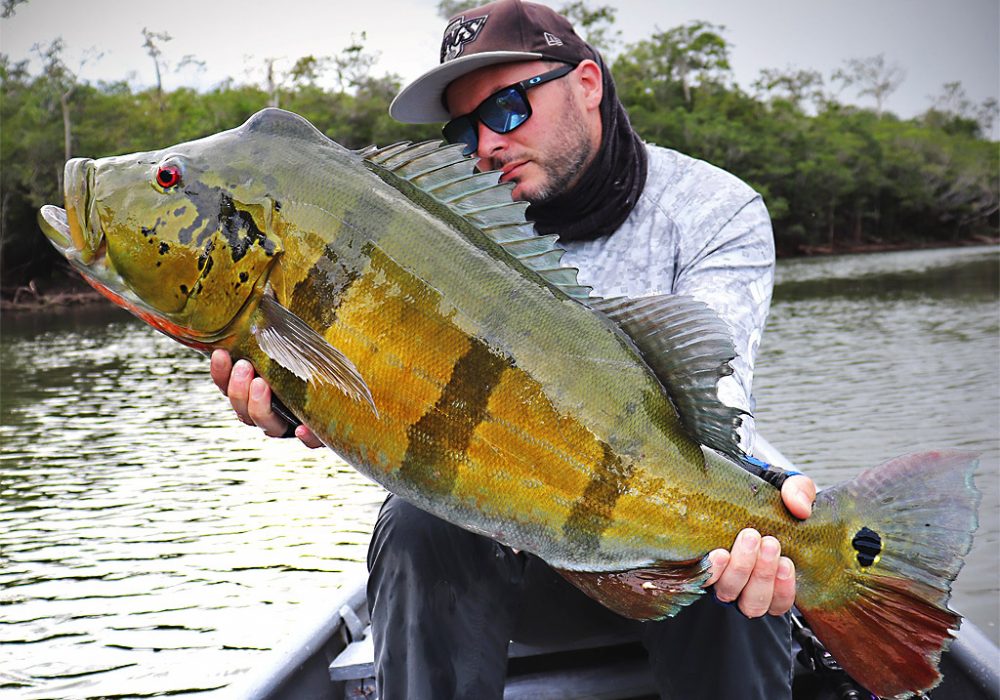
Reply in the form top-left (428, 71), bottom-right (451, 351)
top-left (795, 449), bottom-right (980, 699)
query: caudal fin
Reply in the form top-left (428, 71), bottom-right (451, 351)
top-left (796, 450), bottom-right (980, 699)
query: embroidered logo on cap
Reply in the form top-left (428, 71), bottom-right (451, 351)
top-left (544, 32), bottom-right (564, 47)
top-left (441, 14), bottom-right (489, 63)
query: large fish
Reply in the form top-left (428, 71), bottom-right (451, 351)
top-left (39, 108), bottom-right (978, 699)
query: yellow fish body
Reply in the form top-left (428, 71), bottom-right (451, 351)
top-left (39, 109), bottom-right (978, 699)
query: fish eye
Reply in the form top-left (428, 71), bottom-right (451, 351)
top-left (155, 163), bottom-right (182, 190)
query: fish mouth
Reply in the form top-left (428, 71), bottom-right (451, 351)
top-left (38, 158), bottom-right (105, 265)
top-left (38, 160), bottom-right (140, 313)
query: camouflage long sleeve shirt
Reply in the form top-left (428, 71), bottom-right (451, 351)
top-left (558, 144), bottom-right (775, 455)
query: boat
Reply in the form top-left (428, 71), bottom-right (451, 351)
top-left (226, 437), bottom-right (999, 700)
top-left (224, 573), bottom-right (998, 700)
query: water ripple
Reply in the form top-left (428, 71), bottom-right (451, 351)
top-left (1, 246), bottom-right (997, 697)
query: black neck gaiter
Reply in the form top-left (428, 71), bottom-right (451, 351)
top-left (526, 52), bottom-right (648, 242)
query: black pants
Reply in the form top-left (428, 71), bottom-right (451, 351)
top-left (367, 494), bottom-right (793, 700)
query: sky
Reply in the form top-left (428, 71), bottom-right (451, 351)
top-left (2, 0), bottom-right (998, 129)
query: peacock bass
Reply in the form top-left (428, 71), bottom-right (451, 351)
top-left (38, 108), bottom-right (979, 699)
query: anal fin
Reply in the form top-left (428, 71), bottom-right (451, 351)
top-left (557, 557), bottom-right (710, 621)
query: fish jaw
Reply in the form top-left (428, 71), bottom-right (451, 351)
top-left (39, 157), bottom-right (101, 263)
top-left (37, 202), bottom-right (228, 353)
top-left (38, 202), bottom-right (116, 293)
top-left (62, 158), bottom-right (103, 263)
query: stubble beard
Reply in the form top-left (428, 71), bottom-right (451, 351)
top-left (525, 105), bottom-right (594, 205)
top-left (496, 88), bottom-right (596, 206)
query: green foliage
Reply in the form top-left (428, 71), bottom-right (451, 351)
top-left (1, 14), bottom-right (996, 291)
top-left (436, 1), bottom-right (478, 20)
top-left (558, 2), bottom-right (620, 56)
top-left (618, 21), bottom-right (730, 105)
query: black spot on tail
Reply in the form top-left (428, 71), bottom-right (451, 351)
top-left (159, 242), bottom-right (170, 255)
top-left (852, 526), bottom-right (882, 567)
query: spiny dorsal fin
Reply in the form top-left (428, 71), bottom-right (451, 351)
top-left (591, 295), bottom-right (747, 462)
top-left (363, 141), bottom-right (592, 301)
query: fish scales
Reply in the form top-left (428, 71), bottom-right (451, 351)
top-left (216, 135), bottom-right (715, 568)
top-left (283, 191), bottom-right (711, 567)
top-left (38, 109), bottom-right (981, 699)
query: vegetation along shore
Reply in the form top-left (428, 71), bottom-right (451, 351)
top-left (2, 4), bottom-right (996, 310)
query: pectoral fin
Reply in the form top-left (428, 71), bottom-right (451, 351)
top-left (251, 293), bottom-right (378, 416)
top-left (557, 556), bottom-right (711, 621)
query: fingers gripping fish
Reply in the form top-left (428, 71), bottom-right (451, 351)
top-left (39, 109), bottom-right (979, 700)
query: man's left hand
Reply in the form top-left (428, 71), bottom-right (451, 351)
top-left (703, 474), bottom-right (817, 617)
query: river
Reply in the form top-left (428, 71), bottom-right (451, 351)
top-left (1, 245), bottom-right (997, 698)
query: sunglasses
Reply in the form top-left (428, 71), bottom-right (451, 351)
top-left (442, 63), bottom-right (577, 156)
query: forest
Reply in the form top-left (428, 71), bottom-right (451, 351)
top-left (2, 2), bottom-right (997, 298)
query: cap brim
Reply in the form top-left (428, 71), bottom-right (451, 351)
top-left (390, 50), bottom-right (542, 124)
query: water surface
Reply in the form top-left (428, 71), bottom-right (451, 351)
top-left (1, 245), bottom-right (997, 698)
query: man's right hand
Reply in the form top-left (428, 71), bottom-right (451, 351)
top-left (210, 349), bottom-right (323, 448)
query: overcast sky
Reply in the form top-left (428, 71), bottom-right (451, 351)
top-left (3, 0), bottom-right (998, 129)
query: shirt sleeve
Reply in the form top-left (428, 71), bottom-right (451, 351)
top-left (671, 195), bottom-right (775, 455)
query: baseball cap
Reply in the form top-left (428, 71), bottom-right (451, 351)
top-left (389, 0), bottom-right (593, 123)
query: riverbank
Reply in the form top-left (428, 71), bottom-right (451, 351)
top-left (3, 236), bottom-right (996, 314)
top-left (789, 233), bottom-right (998, 257)
top-left (0, 274), bottom-right (105, 313)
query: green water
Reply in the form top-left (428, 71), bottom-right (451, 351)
top-left (1, 245), bottom-right (997, 698)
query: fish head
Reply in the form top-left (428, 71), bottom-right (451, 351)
top-left (38, 123), bottom-right (285, 348)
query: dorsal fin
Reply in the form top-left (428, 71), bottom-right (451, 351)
top-left (363, 141), bottom-right (592, 301)
top-left (591, 295), bottom-right (747, 462)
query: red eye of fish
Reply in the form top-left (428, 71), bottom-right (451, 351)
top-left (155, 164), bottom-right (182, 189)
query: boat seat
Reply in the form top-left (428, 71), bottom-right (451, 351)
top-left (329, 622), bottom-right (656, 699)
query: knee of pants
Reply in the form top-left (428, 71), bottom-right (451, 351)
top-left (367, 495), bottom-right (501, 580)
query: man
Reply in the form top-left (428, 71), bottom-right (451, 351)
top-left (211, 1), bottom-right (817, 697)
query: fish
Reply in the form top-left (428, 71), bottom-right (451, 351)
top-left (38, 108), bottom-right (979, 699)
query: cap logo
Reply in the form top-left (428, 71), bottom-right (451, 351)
top-left (544, 32), bottom-right (564, 47)
top-left (440, 14), bottom-right (489, 63)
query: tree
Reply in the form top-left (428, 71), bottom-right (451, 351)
top-left (753, 66), bottom-right (825, 113)
top-left (28, 39), bottom-right (100, 173)
top-left (559, 2), bottom-right (620, 57)
top-left (1, 0), bottom-right (27, 18)
top-left (257, 55), bottom-right (329, 108)
top-left (141, 27), bottom-right (171, 110)
top-left (332, 32), bottom-right (379, 94)
top-left (831, 54), bottom-right (905, 116)
top-left (437, 1), bottom-right (477, 19)
top-left (925, 81), bottom-right (999, 139)
top-left (613, 20), bottom-right (731, 112)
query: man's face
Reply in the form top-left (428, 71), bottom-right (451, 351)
top-left (444, 60), bottom-right (598, 203)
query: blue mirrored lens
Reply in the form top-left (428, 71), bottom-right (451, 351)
top-left (442, 116), bottom-right (478, 156)
top-left (481, 88), bottom-right (530, 133)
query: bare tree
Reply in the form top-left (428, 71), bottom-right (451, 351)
top-left (333, 32), bottom-right (378, 93)
top-left (141, 27), bottom-right (171, 109)
top-left (753, 66), bottom-right (825, 112)
top-left (832, 53), bottom-right (905, 116)
top-left (656, 21), bottom-right (730, 105)
top-left (1, 0), bottom-right (28, 18)
top-left (436, 0), bottom-right (477, 19)
top-left (930, 81), bottom-right (999, 136)
top-left (559, 2), bottom-right (620, 57)
top-left (31, 39), bottom-right (101, 167)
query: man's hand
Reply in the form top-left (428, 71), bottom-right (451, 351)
top-left (210, 349), bottom-right (323, 448)
top-left (703, 474), bottom-right (817, 617)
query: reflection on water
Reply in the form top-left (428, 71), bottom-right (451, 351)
top-left (754, 245), bottom-right (999, 645)
top-left (1, 245), bottom-right (997, 698)
top-left (0, 308), bottom-right (386, 698)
